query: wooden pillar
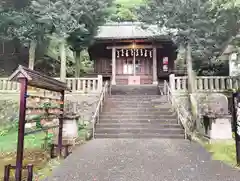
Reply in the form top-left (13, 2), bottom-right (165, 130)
top-left (58, 90), bottom-right (64, 158)
top-left (152, 47), bottom-right (158, 84)
top-left (15, 78), bottom-right (28, 181)
top-left (133, 50), bottom-right (136, 76)
top-left (111, 47), bottom-right (116, 85)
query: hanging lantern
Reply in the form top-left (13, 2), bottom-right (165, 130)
top-left (140, 49), bottom-right (143, 56)
top-left (126, 49), bottom-right (129, 57)
top-left (121, 49), bottom-right (124, 56)
top-left (150, 50), bottom-right (152, 58)
top-left (131, 49), bottom-right (134, 56)
top-left (116, 50), bottom-right (120, 58)
top-left (136, 49), bottom-right (139, 56)
top-left (144, 50), bottom-right (147, 57)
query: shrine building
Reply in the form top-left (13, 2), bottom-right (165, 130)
top-left (88, 22), bottom-right (179, 85)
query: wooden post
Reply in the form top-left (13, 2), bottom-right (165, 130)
top-left (232, 92), bottom-right (240, 165)
top-left (15, 78), bottom-right (28, 181)
top-left (152, 47), bottom-right (158, 84)
top-left (4, 164), bottom-right (11, 181)
top-left (133, 51), bottom-right (136, 76)
top-left (27, 164), bottom-right (33, 181)
top-left (58, 90), bottom-right (65, 157)
top-left (111, 47), bottom-right (116, 85)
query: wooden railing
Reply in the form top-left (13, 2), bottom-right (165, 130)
top-left (169, 74), bottom-right (239, 93)
top-left (164, 80), bottom-right (193, 139)
top-left (91, 81), bottom-right (110, 139)
top-left (0, 75), bottom-right (103, 93)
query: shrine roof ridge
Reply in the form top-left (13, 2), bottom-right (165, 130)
top-left (95, 21), bottom-right (178, 40)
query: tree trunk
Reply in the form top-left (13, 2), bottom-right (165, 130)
top-left (186, 42), bottom-right (196, 133)
top-left (59, 41), bottom-right (66, 81)
top-left (28, 40), bottom-right (37, 70)
top-left (75, 50), bottom-right (82, 77)
top-left (186, 43), bottom-right (195, 93)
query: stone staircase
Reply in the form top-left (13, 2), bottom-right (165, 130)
top-left (94, 85), bottom-right (184, 139)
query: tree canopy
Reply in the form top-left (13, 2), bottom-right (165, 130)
top-left (0, 0), bottom-right (113, 77)
top-left (137, 0), bottom-right (240, 75)
top-left (107, 0), bottom-right (143, 22)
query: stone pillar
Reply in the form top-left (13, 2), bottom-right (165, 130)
top-left (98, 75), bottom-right (103, 92)
top-left (111, 47), bottom-right (116, 85)
top-left (169, 74), bottom-right (175, 92)
top-left (152, 47), bottom-right (158, 84)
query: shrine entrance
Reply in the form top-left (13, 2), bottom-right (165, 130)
top-left (114, 46), bottom-right (156, 85)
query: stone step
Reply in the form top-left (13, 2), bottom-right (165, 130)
top-left (103, 104), bottom-right (171, 109)
top-left (100, 112), bottom-right (177, 120)
top-left (99, 118), bottom-right (178, 123)
top-left (110, 94), bottom-right (162, 97)
top-left (95, 127), bottom-right (184, 134)
top-left (96, 123), bottom-right (181, 129)
top-left (108, 96), bottom-right (167, 100)
top-left (104, 104), bottom-right (170, 107)
top-left (105, 101), bottom-right (169, 105)
top-left (101, 110), bottom-right (175, 115)
top-left (100, 114), bottom-right (177, 119)
top-left (108, 96), bottom-right (165, 100)
top-left (94, 133), bottom-right (184, 139)
top-left (105, 100), bottom-right (168, 103)
top-left (111, 87), bottom-right (160, 95)
top-left (104, 106), bottom-right (174, 113)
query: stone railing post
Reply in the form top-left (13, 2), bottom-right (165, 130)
top-left (98, 75), bottom-right (103, 92)
top-left (169, 74), bottom-right (175, 92)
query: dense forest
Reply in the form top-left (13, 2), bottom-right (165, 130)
top-left (0, 0), bottom-right (239, 76)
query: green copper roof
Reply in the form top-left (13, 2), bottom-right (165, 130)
top-left (95, 22), bottom-right (177, 40)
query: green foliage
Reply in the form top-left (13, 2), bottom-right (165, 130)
top-left (31, 0), bottom-right (113, 75)
top-left (107, 0), bottom-right (143, 22)
top-left (137, 0), bottom-right (240, 75)
top-left (0, 7), bottom-right (49, 48)
top-left (0, 100), bottom-right (19, 131)
top-left (31, 0), bottom-right (80, 39)
top-left (66, 0), bottom-right (113, 51)
top-left (204, 141), bottom-right (236, 166)
top-left (75, 50), bottom-right (93, 76)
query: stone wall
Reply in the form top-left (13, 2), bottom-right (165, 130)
top-left (65, 94), bottom-right (99, 122)
top-left (174, 92), bottom-right (234, 138)
top-left (0, 98), bottom-right (19, 128)
top-left (0, 93), bottom-right (100, 128)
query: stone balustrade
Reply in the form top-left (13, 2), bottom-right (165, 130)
top-left (169, 74), bottom-right (239, 93)
top-left (0, 75), bottom-right (103, 94)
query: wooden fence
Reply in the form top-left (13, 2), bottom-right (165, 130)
top-left (169, 74), bottom-right (240, 93)
top-left (0, 75), bottom-right (103, 93)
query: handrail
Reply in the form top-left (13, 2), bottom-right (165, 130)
top-left (164, 80), bottom-right (193, 139)
top-left (91, 81), bottom-right (110, 139)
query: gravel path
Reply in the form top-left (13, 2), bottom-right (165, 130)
top-left (44, 139), bottom-right (240, 181)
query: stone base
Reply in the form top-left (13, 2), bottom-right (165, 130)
top-left (197, 116), bottom-right (232, 140)
top-left (210, 117), bottom-right (232, 140)
top-left (111, 79), bottom-right (116, 85)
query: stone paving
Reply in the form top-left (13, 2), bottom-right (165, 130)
top-left (45, 139), bottom-right (240, 181)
